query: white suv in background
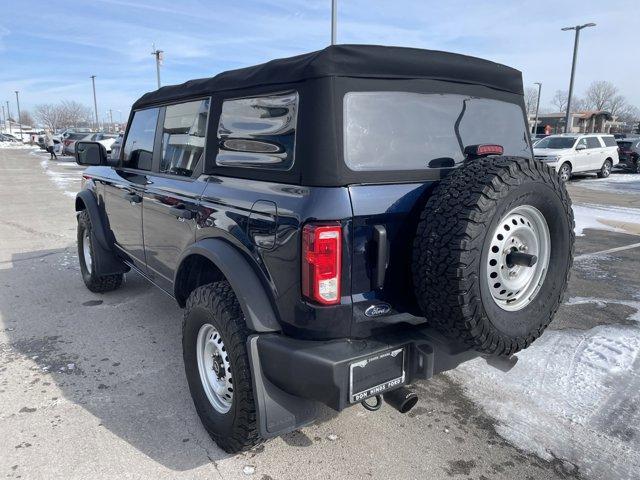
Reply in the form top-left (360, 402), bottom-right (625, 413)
top-left (533, 133), bottom-right (619, 181)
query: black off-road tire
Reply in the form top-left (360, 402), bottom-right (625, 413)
top-left (412, 156), bottom-right (574, 356)
top-left (182, 281), bottom-right (261, 453)
top-left (597, 159), bottom-right (612, 178)
top-left (77, 210), bottom-right (123, 293)
top-left (634, 159), bottom-right (640, 174)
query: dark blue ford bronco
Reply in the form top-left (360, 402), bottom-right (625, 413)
top-left (74, 45), bottom-right (574, 453)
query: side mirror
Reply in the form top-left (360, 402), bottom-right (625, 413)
top-left (575, 144), bottom-right (586, 151)
top-left (76, 141), bottom-right (107, 166)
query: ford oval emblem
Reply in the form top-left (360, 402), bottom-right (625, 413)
top-left (364, 303), bottom-right (392, 317)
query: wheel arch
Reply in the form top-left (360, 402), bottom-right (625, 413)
top-left (175, 239), bottom-right (281, 332)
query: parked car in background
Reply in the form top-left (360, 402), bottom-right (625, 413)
top-left (108, 133), bottom-right (123, 160)
top-left (37, 135), bottom-right (62, 152)
top-left (0, 133), bottom-right (21, 142)
top-left (84, 132), bottom-right (118, 153)
top-left (533, 133), bottom-right (619, 181)
top-left (616, 137), bottom-right (640, 173)
top-left (62, 132), bottom-right (94, 156)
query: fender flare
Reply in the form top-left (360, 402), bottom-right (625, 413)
top-left (176, 238), bottom-right (281, 333)
top-left (75, 190), bottom-right (128, 275)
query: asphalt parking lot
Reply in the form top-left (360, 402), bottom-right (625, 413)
top-left (1, 147), bottom-right (639, 480)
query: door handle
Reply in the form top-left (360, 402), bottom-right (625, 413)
top-left (124, 192), bottom-right (142, 204)
top-left (373, 225), bottom-right (389, 289)
top-left (169, 205), bottom-right (194, 220)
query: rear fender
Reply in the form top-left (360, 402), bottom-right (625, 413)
top-left (175, 239), bottom-right (281, 332)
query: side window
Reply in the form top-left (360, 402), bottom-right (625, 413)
top-left (159, 98), bottom-right (210, 177)
top-left (216, 91), bottom-right (298, 170)
top-left (576, 138), bottom-right (587, 149)
top-left (602, 136), bottom-right (617, 147)
top-left (122, 108), bottom-right (159, 170)
top-left (586, 137), bottom-right (601, 149)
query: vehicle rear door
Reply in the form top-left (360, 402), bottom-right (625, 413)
top-left (102, 107), bottom-right (160, 271)
top-left (344, 91), bottom-right (532, 329)
top-left (586, 136), bottom-right (604, 169)
top-left (141, 98), bottom-right (211, 292)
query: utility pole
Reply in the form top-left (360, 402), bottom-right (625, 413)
top-left (561, 23), bottom-right (596, 133)
top-left (90, 75), bottom-right (99, 130)
top-left (532, 82), bottom-right (542, 135)
top-left (331, 0), bottom-right (337, 45)
top-left (15, 91), bottom-right (23, 141)
top-left (5, 101), bottom-right (11, 134)
top-left (151, 45), bottom-right (163, 89)
top-left (109, 109), bottom-right (113, 133)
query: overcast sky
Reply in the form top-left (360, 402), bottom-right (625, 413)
top-left (1, 0), bottom-right (638, 122)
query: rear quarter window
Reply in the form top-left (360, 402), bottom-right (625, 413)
top-left (344, 92), bottom-right (531, 171)
top-left (216, 91), bottom-right (298, 170)
top-left (602, 136), bottom-right (617, 147)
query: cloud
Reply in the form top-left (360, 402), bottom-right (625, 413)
top-left (1, 0), bottom-right (638, 115)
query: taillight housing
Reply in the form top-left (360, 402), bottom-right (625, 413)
top-left (301, 223), bottom-right (342, 305)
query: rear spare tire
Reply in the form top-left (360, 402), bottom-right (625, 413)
top-left (412, 156), bottom-right (574, 356)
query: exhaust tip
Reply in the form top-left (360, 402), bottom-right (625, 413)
top-left (383, 387), bottom-right (418, 414)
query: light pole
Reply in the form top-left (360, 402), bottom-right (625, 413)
top-left (151, 45), bottom-right (163, 89)
top-left (15, 91), bottom-right (23, 141)
top-left (90, 75), bottom-right (99, 130)
top-left (532, 82), bottom-right (542, 135)
top-left (561, 23), bottom-right (596, 133)
top-left (109, 109), bottom-right (113, 133)
top-left (5, 101), bottom-right (11, 134)
top-left (331, 0), bottom-right (337, 45)
top-left (1, 105), bottom-right (4, 132)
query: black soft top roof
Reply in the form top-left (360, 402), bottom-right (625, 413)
top-left (132, 44), bottom-right (523, 109)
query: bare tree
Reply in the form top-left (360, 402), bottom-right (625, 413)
top-left (524, 87), bottom-right (538, 116)
top-left (551, 90), bottom-right (569, 112)
top-left (18, 110), bottom-right (34, 127)
top-left (583, 81), bottom-right (618, 111)
top-left (60, 100), bottom-right (92, 128)
top-left (550, 89), bottom-right (585, 113)
top-left (33, 104), bottom-right (63, 131)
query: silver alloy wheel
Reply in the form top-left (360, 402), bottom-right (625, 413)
top-left (82, 231), bottom-right (92, 274)
top-left (196, 323), bottom-right (233, 414)
top-left (601, 161), bottom-right (611, 177)
top-left (559, 163), bottom-right (571, 182)
top-left (485, 205), bottom-right (551, 311)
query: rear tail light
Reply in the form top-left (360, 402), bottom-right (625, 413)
top-left (464, 144), bottom-right (504, 158)
top-left (301, 224), bottom-right (342, 305)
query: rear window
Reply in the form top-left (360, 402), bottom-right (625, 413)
top-left (602, 136), bottom-right (617, 147)
top-left (586, 137), bottom-right (602, 149)
top-left (343, 92), bottom-right (530, 171)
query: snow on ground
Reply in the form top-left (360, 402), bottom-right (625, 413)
top-left (572, 173), bottom-right (640, 195)
top-left (449, 308), bottom-right (640, 479)
top-left (39, 158), bottom-right (81, 198)
top-left (0, 141), bottom-right (37, 149)
top-left (572, 203), bottom-right (640, 236)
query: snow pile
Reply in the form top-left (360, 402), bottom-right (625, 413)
top-left (39, 159), bottom-right (81, 198)
top-left (0, 141), bottom-right (37, 149)
top-left (449, 301), bottom-right (640, 480)
top-left (572, 203), bottom-right (640, 236)
top-left (573, 174), bottom-right (640, 195)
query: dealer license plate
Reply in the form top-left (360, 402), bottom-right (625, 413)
top-left (349, 347), bottom-right (405, 403)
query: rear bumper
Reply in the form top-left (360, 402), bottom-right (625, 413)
top-left (247, 324), bottom-right (478, 437)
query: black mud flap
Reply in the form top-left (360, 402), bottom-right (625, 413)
top-left (247, 335), bottom-right (322, 438)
